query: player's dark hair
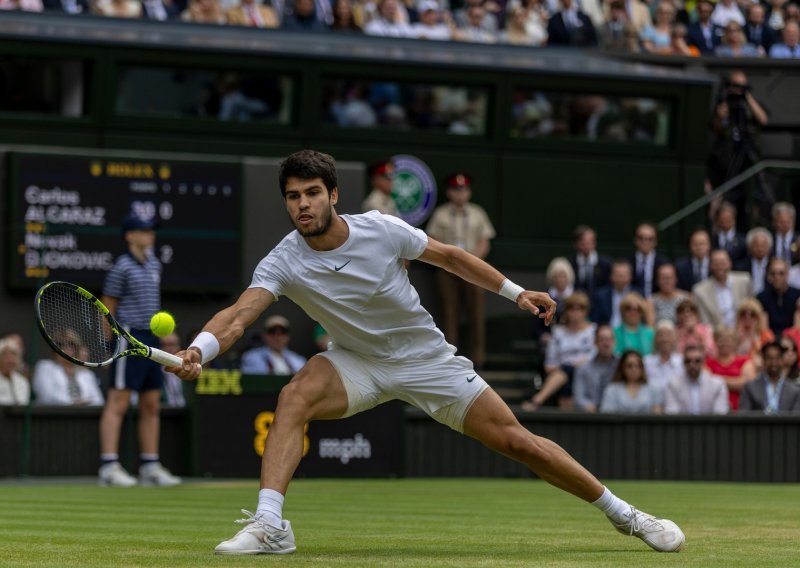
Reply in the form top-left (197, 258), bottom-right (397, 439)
top-left (279, 149), bottom-right (338, 197)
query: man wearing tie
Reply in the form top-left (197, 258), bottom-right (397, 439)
top-left (629, 222), bottom-right (668, 298)
top-left (771, 202), bottom-right (798, 266)
top-left (569, 225), bottom-right (612, 296)
top-left (711, 201), bottom-right (747, 265)
top-left (675, 228), bottom-right (711, 292)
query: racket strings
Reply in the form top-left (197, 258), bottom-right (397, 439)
top-left (38, 284), bottom-right (117, 365)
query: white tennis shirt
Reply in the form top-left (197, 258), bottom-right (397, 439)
top-left (249, 211), bottom-right (452, 361)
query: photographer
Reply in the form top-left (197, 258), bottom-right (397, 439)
top-left (707, 69), bottom-right (769, 230)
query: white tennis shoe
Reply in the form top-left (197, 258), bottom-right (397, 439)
top-left (138, 462), bottom-right (182, 487)
top-left (215, 510), bottom-right (296, 555)
top-left (609, 506), bottom-right (685, 552)
top-left (98, 462), bottom-right (137, 487)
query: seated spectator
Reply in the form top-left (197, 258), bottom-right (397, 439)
top-left (602, 0), bottom-right (651, 36)
top-left (546, 256), bottom-right (575, 320)
top-left (667, 23), bottom-right (700, 55)
top-left (32, 336), bottom-right (104, 406)
top-left (454, 0), bottom-right (498, 34)
top-left (364, 0), bottom-right (413, 36)
top-left (569, 224), bottom-right (612, 297)
top-left (781, 297), bottom-right (800, 354)
top-left (766, 0), bottom-right (787, 31)
top-left (91, 0), bottom-right (141, 17)
top-left (613, 292), bottom-right (655, 356)
top-left (706, 325), bottom-right (756, 411)
top-left (181, 0), bottom-right (226, 22)
top-left (644, 320), bottom-right (683, 394)
top-left (711, 0), bottom-right (745, 29)
top-left (140, 0), bottom-right (180, 20)
top-left (780, 335), bottom-right (800, 383)
top-left (675, 228), bottom-right (711, 293)
top-left (0, 338), bottom-right (30, 406)
top-left (331, 0), bottom-right (362, 32)
top-left (283, 0), bottom-right (330, 30)
top-left (664, 345), bottom-right (729, 414)
top-left (715, 21), bottom-right (764, 56)
top-left (757, 258), bottom-right (800, 336)
top-left (650, 264), bottom-right (687, 324)
top-left (499, 5), bottom-right (542, 44)
top-left (735, 227), bottom-right (773, 296)
top-left (522, 292), bottom-right (596, 410)
top-left (411, 1), bottom-right (451, 40)
top-left (745, 4), bottom-right (778, 53)
top-left (692, 249), bottom-right (752, 329)
top-left (735, 298), bottom-right (775, 366)
top-left (600, 350), bottom-right (663, 413)
top-left (687, 0), bottom-right (720, 55)
top-left (0, 331), bottom-right (30, 378)
top-left (454, 0), bottom-right (498, 42)
top-left (712, 201), bottom-right (747, 266)
top-left (226, 0), bottom-right (280, 27)
top-left (43, 0), bottom-right (88, 13)
top-left (573, 324), bottom-right (618, 412)
top-left (517, 0), bottom-right (550, 46)
top-left (2, 0), bottom-right (43, 10)
top-left (547, 0), bottom-right (597, 46)
top-left (590, 259), bottom-right (640, 327)
top-left (640, 1), bottom-right (676, 54)
top-left (598, 0), bottom-right (635, 50)
top-left (675, 297), bottom-right (716, 356)
top-left (769, 20), bottom-right (800, 57)
top-left (240, 315), bottom-right (307, 375)
top-left (629, 221), bottom-right (668, 299)
top-left (739, 342), bottom-right (800, 412)
top-left (159, 333), bottom-right (186, 408)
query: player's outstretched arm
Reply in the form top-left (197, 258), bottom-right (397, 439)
top-left (168, 287), bottom-right (275, 380)
top-left (418, 237), bottom-right (556, 325)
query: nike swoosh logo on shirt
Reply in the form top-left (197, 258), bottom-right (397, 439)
top-left (467, 375), bottom-right (477, 383)
top-left (334, 259), bottom-right (351, 272)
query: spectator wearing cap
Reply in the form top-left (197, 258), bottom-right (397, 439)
top-left (362, 161), bottom-right (399, 216)
top-left (426, 173), bottom-right (496, 368)
top-left (240, 315), bottom-right (308, 375)
top-left (410, 0), bottom-right (451, 40)
top-left (0, 338), bottom-right (30, 406)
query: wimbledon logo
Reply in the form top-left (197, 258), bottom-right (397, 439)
top-left (390, 154), bottom-right (437, 227)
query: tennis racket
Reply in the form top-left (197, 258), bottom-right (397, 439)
top-left (34, 281), bottom-right (183, 368)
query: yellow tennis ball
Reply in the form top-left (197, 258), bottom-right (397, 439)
top-left (149, 311), bottom-right (176, 338)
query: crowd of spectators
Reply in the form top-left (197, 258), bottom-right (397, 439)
top-left (3, 0), bottom-right (799, 58)
top-left (527, 200), bottom-right (800, 414)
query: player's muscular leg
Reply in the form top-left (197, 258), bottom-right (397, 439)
top-left (260, 355), bottom-right (349, 493)
top-left (463, 388), bottom-right (604, 502)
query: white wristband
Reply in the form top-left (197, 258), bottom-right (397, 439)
top-left (499, 278), bottom-right (525, 302)
top-left (189, 331), bottom-right (220, 364)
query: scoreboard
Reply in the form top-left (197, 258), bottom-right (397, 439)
top-left (6, 151), bottom-right (242, 293)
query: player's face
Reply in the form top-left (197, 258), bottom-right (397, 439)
top-left (284, 177), bottom-right (338, 237)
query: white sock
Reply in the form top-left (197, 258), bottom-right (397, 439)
top-left (256, 489), bottom-right (284, 528)
top-left (591, 486), bottom-right (632, 523)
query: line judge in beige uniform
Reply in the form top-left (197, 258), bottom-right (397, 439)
top-left (426, 173), bottom-right (496, 368)
top-left (361, 160), bottom-right (399, 216)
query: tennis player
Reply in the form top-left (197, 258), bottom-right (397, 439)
top-left (170, 149), bottom-right (685, 555)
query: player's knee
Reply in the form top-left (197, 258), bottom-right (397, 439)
top-left (275, 380), bottom-right (317, 422)
top-left (503, 428), bottom-right (548, 462)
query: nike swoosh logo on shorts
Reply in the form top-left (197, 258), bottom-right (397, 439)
top-left (467, 375), bottom-right (477, 383)
top-left (334, 259), bottom-right (351, 272)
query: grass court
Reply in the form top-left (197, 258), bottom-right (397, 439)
top-left (1, 478), bottom-right (798, 567)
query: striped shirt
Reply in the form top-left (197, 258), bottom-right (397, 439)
top-left (103, 252), bottom-right (161, 329)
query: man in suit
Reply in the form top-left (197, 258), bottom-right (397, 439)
top-left (675, 228), bottom-right (711, 292)
top-left (547, 0), bottom-right (598, 47)
top-left (629, 222), bottom-right (669, 298)
top-left (771, 202), bottom-right (799, 266)
top-left (711, 201), bottom-right (747, 265)
top-left (590, 259), bottom-right (642, 327)
top-left (744, 4), bottom-right (777, 54)
top-left (569, 225), bottom-right (612, 297)
top-left (692, 249), bottom-right (752, 328)
top-left (735, 227), bottom-right (772, 295)
top-left (687, 0), bottom-right (720, 54)
top-left (740, 342), bottom-right (800, 413)
top-left (665, 345), bottom-right (729, 415)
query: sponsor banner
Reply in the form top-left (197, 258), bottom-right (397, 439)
top-left (195, 394), bottom-right (403, 477)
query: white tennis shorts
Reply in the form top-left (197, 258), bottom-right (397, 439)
top-left (319, 348), bottom-right (489, 433)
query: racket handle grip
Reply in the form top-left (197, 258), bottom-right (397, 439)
top-left (149, 347), bottom-right (184, 367)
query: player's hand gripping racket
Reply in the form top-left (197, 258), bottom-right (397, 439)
top-left (34, 281), bottom-right (182, 368)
